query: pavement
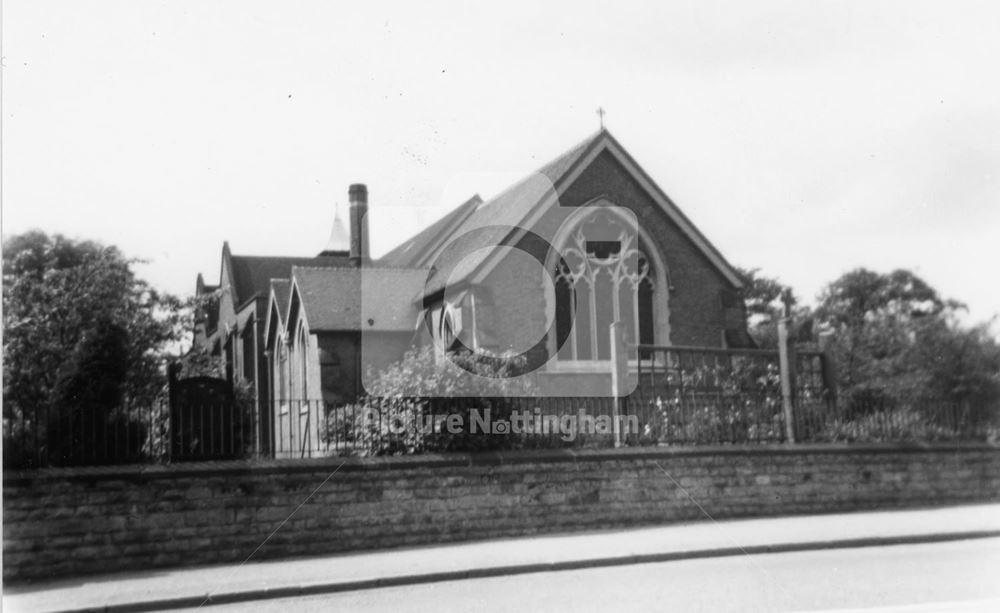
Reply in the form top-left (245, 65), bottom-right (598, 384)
top-left (4, 503), bottom-right (1000, 613)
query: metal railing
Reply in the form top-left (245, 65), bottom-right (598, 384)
top-left (632, 344), bottom-right (998, 445)
top-left (793, 393), bottom-right (999, 443)
top-left (6, 345), bottom-right (997, 468)
top-left (273, 396), bottom-right (623, 459)
top-left (632, 345), bottom-right (795, 444)
top-left (2, 396), bottom-right (256, 469)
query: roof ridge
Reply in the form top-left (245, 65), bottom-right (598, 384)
top-left (531, 128), bottom-right (605, 177)
top-left (291, 264), bottom-right (429, 272)
top-left (232, 254), bottom-right (340, 260)
top-left (378, 194), bottom-right (483, 266)
top-left (477, 130), bottom-right (606, 210)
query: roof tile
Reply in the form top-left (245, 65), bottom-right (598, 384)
top-left (292, 266), bottom-right (429, 332)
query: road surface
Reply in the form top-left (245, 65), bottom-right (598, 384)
top-left (181, 537), bottom-right (1000, 612)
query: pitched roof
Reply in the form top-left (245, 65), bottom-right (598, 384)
top-left (379, 130), bottom-right (605, 296)
top-left (263, 279), bottom-right (292, 348)
top-left (228, 253), bottom-right (350, 306)
top-left (269, 279), bottom-right (292, 321)
top-left (194, 274), bottom-right (221, 333)
top-left (379, 194), bottom-right (483, 267)
top-left (379, 131), bottom-right (602, 270)
top-left (291, 266), bottom-right (428, 332)
top-left (378, 128), bottom-right (743, 294)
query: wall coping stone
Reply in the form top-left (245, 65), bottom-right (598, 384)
top-left (5, 443), bottom-right (999, 485)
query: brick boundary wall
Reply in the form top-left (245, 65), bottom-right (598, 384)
top-left (4, 444), bottom-right (1000, 582)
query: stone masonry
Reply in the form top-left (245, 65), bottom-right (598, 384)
top-left (4, 444), bottom-right (999, 582)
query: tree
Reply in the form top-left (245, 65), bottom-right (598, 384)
top-left (906, 316), bottom-right (1000, 409)
top-left (47, 320), bottom-right (138, 464)
top-left (3, 231), bottom-right (188, 466)
top-left (815, 268), bottom-right (953, 330)
top-left (815, 268), bottom-right (944, 391)
top-left (737, 267), bottom-right (810, 349)
top-left (813, 267), bottom-right (997, 409)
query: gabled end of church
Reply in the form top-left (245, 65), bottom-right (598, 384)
top-left (193, 128), bottom-right (756, 458)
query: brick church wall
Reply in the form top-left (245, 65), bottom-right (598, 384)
top-left (480, 149), bottom-right (747, 356)
top-left (559, 150), bottom-right (742, 347)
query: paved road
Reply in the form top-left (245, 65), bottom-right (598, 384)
top-left (182, 538), bottom-right (1000, 613)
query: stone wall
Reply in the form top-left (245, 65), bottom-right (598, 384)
top-left (4, 444), bottom-right (999, 582)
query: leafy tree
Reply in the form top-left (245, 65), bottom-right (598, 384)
top-left (906, 316), bottom-right (1000, 409)
top-left (739, 267), bottom-right (792, 319)
top-left (813, 267), bottom-right (997, 411)
top-left (815, 268), bottom-right (953, 329)
top-left (735, 265), bottom-right (998, 439)
top-left (815, 268), bottom-right (944, 391)
top-left (737, 267), bottom-right (811, 349)
top-left (47, 320), bottom-right (144, 464)
top-left (3, 231), bottom-right (188, 465)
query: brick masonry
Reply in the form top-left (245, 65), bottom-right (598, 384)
top-left (4, 444), bottom-right (999, 582)
top-left (482, 149), bottom-right (750, 358)
top-left (559, 150), bottom-right (746, 347)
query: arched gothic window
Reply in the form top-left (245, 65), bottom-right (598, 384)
top-left (554, 219), bottom-right (656, 361)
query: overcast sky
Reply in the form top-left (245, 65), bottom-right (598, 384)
top-left (3, 1), bottom-right (998, 326)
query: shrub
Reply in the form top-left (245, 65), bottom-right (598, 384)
top-left (636, 356), bottom-right (785, 445)
top-left (322, 346), bottom-right (537, 456)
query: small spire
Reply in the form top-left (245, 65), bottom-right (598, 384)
top-left (320, 202), bottom-right (350, 255)
top-left (597, 106), bottom-right (606, 130)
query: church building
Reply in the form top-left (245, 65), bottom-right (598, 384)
top-left (192, 128), bottom-right (753, 457)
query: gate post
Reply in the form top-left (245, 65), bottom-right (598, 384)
top-left (609, 322), bottom-right (628, 448)
top-left (777, 316), bottom-right (797, 444)
top-left (818, 331), bottom-right (839, 407)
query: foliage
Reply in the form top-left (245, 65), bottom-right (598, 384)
top-left (176, 348), bottom-right (227, 380)
top-left (44, 320), bottom-right (148, 465)
top-left (738, 266), bottom-right (793, 320)
top-left (814, 267), bottom-right (999, 410)
top-left (905, 317), bottom-right (1000, 408)
top-left (802, 401), bottom-right (1000, 444)
top-left (736, 267), bottom-right (812, 349)
top-left (634, 264), bottom-right (1000, 444)
top-left (3, 231), bottom-right (188, 466)
top-left (225, 376), bottom-right (259, 458)
top-left (638, 354), bottom-right (786, 444)
top-left (323, 345), bottom-right (539, 456)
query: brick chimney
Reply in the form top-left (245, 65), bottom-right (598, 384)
top-left (349, 183), bottom-right (370, 266)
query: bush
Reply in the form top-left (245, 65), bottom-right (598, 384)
top-left (818, 408), bottom-right (956, 443)
top-left (636, 356), bottom-right (785, 445)
top-left (805, 398), bottom-right (1000, 444)
top-left (842, 385), bottom-right (898, 420)
top-left (322, 346), bottom-right (538, 456)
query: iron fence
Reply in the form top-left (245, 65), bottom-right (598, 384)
top-left (5, 345), bottom-right (998, 468)
top-left (273, 396), bottom-right (623, 459)
top-left (632, 344), bottom-right (998, 445)
top-left (2, 396), bottom-right (255, 469)
top-left (793, 393), bottom-right (999, 443)
top-left (633, 345), bottom-right (788, 444)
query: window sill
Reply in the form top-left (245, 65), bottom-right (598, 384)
top-left (546, 360), bottom-right (659, 374)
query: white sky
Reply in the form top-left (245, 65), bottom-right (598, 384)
top-left (3, 1), bottom-right (998, 325)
